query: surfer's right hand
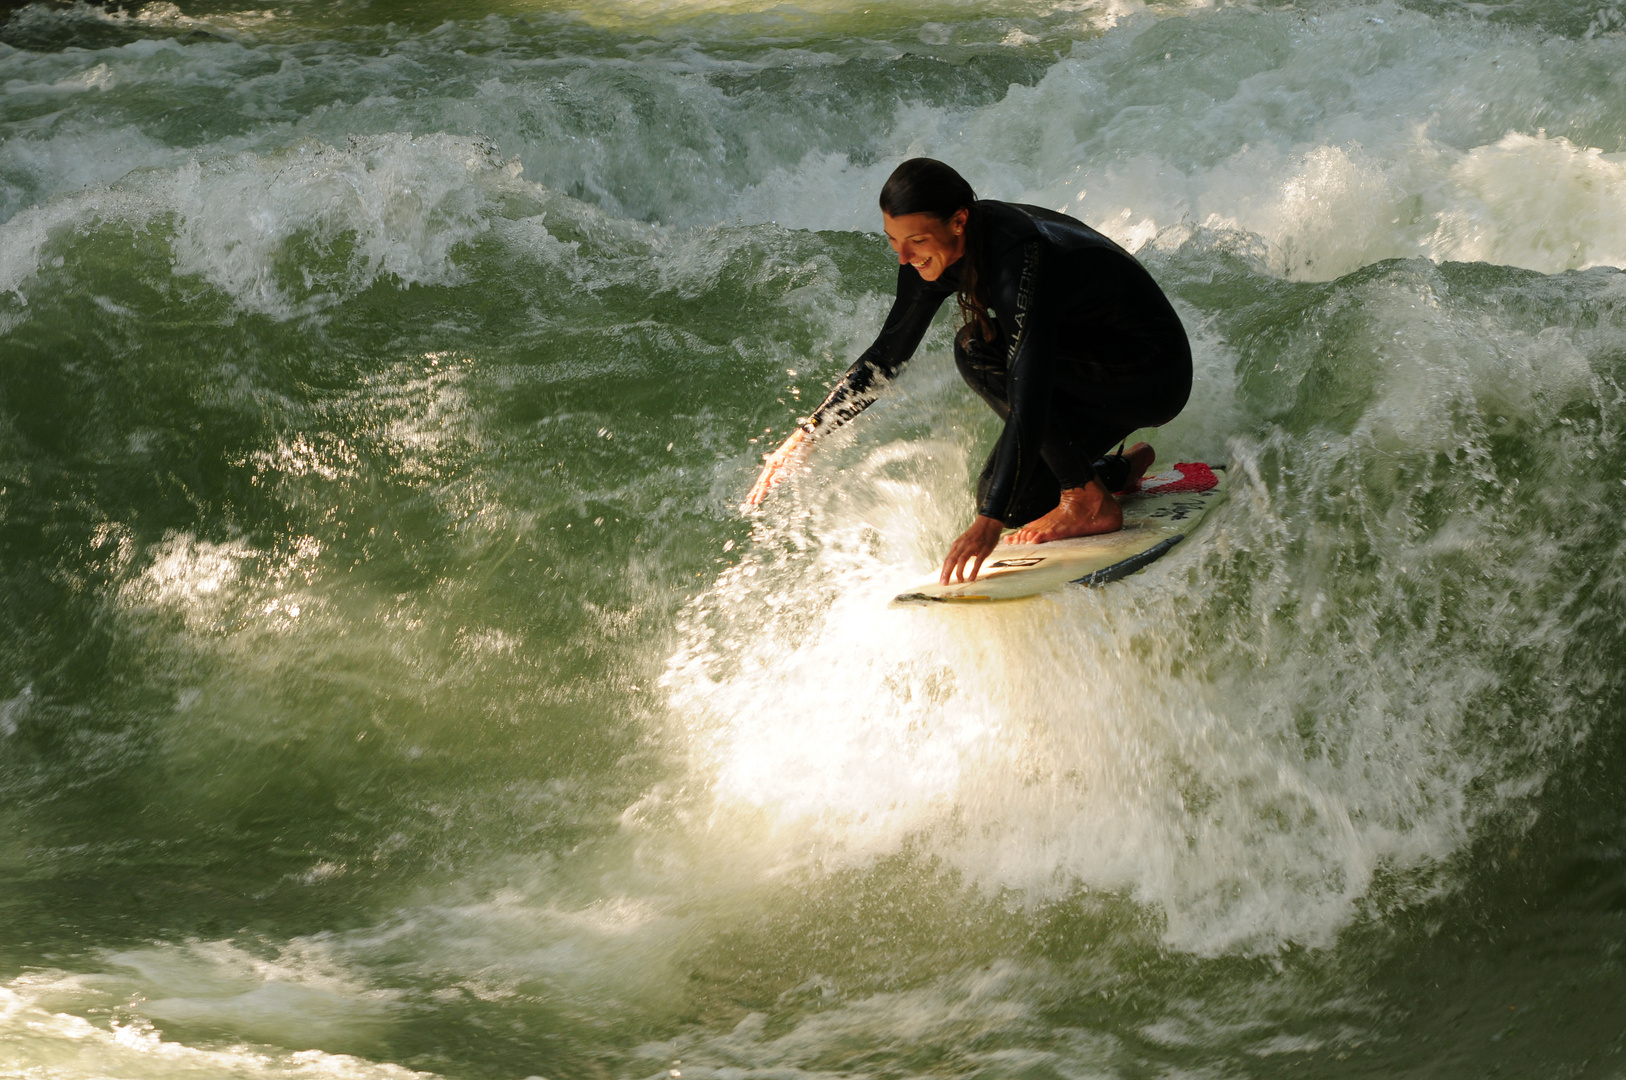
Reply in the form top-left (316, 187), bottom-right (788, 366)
top-left (742, 428), bottom-right (810, 510)
top-left (940, 514), bottom-right (1003, 584)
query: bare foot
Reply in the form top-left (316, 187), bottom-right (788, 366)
top-left (1120, 442), bottom-right (1156, 492)
top-left (1009, 480), bottom-right (1123, 543)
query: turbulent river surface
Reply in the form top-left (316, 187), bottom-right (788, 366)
top-left (3, 0), bottom-right (1626, 1076)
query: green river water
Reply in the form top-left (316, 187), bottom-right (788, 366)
top-left (2, 0), bottom-right (1625, 1076)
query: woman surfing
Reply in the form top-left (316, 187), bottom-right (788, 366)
top-left (745, 158), bottom-right (1192, 586)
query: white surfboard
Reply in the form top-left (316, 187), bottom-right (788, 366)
top-left (893, 463), bottom-right (1227, 603)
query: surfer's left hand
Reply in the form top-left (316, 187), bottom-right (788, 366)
top-left (940, 515), bottom-right (1003, 584)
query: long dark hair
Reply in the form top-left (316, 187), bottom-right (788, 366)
top-left (878, 158), bottom-right (992, 341)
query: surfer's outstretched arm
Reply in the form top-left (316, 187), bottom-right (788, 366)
top-left (742, 263), bottom-right (951, 511)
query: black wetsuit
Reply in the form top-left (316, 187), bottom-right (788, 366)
top-left (806, 200), bottom-right (1192, 525)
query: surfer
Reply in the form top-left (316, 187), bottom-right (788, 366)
top-left (745, 158), bottom-right (1192, 585)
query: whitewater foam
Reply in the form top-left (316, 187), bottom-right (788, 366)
top-left (726, 4), bottom-right (1626, 278)
top-left (1, 133), bottom-right (530, 316)
top-left (0, 961), bottom-right (422, 1080)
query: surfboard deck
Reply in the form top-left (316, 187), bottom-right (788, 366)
top-left (893, 463), bottom-right (1227, 604)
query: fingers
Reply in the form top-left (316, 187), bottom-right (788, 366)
top-left (939, 515), bottom-right (1003, 584)
top-left (742, 462), bottom-right (779, 509)
top-left (744, 462), bottom-right (784, 507)
top-left (956, 541), bottom-right (977, 583)
top-left (938, 539), bottom-right (983, 584)
top-left (743, 466), bottom-right (772, 508)
top-left (741, 431), bottom-right (808, 511)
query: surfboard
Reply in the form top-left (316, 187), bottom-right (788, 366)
top-left (893, 463), bottom-right (1227, 604)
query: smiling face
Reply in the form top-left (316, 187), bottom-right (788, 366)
top-left (882, 208), bottom-right (968, 281)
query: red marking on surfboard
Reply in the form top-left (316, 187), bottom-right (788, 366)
top-left (1135, 463), bottom-right (1218, 494)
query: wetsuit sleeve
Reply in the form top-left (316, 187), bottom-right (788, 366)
top-left (804, 264), bottom-right (952, 435)
top-left (978, 239), bottom-right (1064, 520)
